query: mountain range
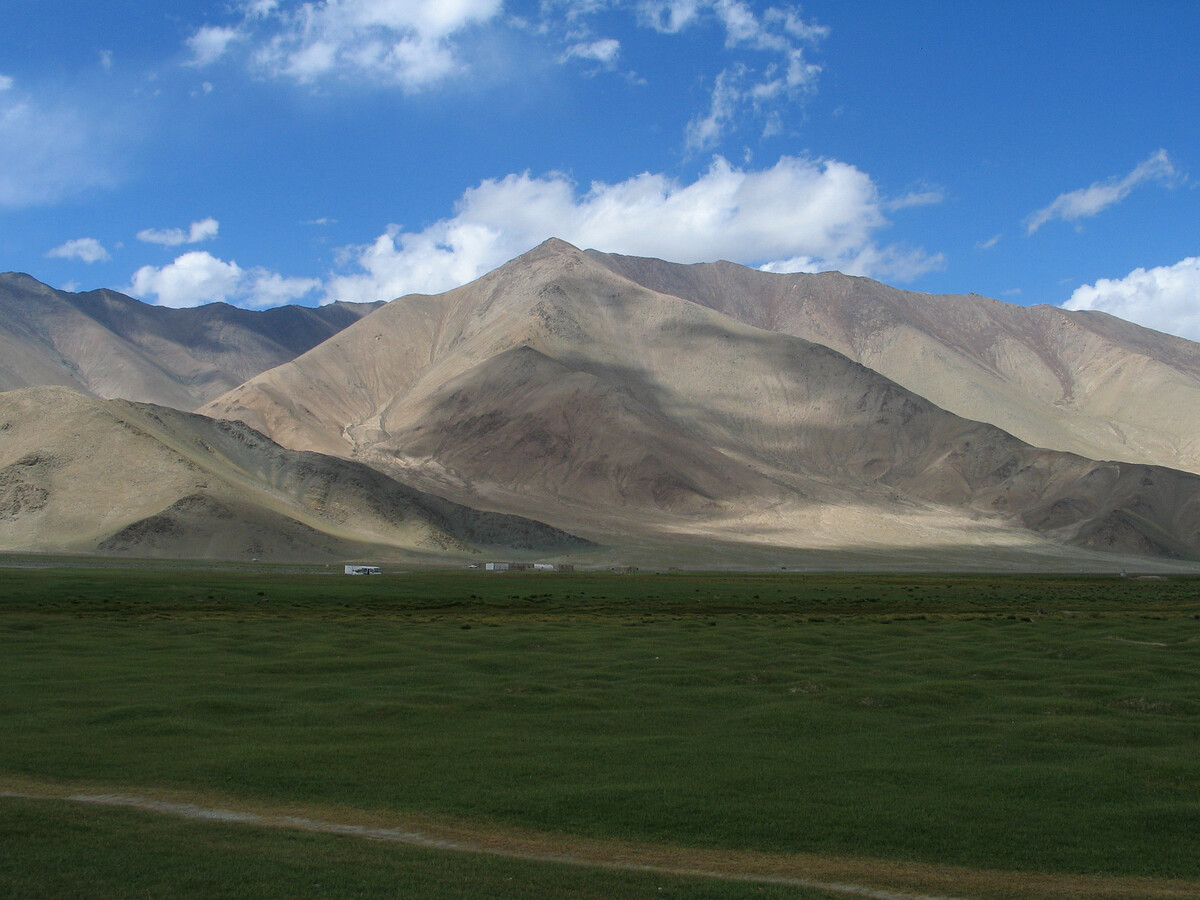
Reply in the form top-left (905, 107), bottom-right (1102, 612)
top-left (4, 241), bottom-right (1200, 567)
top-left (0, 272), bottom-right (381, 410)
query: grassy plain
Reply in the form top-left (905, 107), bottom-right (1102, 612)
top-left (2, 567), bottom-right (1199, 897)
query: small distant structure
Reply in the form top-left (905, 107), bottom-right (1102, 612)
top-left (344, 565), bottom-right (382, 575)
top-left (483, 561), bottom-right (572, 572)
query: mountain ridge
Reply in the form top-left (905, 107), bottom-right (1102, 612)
top-left (0, 272), bottom-right (383, 410)
top-left (585, 250), bottom-right (1200, 474)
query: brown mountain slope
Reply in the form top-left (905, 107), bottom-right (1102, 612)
top-left (0, 385), bottom-right (586, 561)
top-left (588, 251), bottom-right (1200, 475)
top-left (0, 273), bottom-right (382, 410)
top-left (201, 240), bottom-right (1200, 563)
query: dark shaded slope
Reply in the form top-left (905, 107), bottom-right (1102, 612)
top-left (586, 249), bottom-right (1200, 474)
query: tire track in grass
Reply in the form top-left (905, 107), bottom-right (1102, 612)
top-left (3, 777), bottom-right (1198, 900)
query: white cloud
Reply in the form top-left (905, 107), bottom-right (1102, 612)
top-left (129, 250), bottom-right (319, 309)
top-left (714, 0), bottom-right (761, 45)
top-left (244, 0), bottom-right (280, 17)
top-left (887, 189), bottom-right (944, 211)
top-left (186, 25), bottom-right (245, 67)
top-left (324, 155), bottom-right (942, 303)
top-left (0, 74), bottom-right (13, 91)
top-left (191, 0), bottom-right (502, 90)
top-left (766, 7), bottom-right (829, 43)
top-left (976, 234), bottom-right (1002, 250)
top-left (0, 91), bottom-right (119, 208)
top-left (1063, 256), bottom-right (1200, 342)
top-left (686, 66), bottom-right (742, 151)
top-left (1026, 149), bottom-right (1180, 234)
top-left (672, 2), bottom-right (827, 150)
top-left (131, 252), bottom-right (242, 308)
top-left (637, 0), bottom-right (701, 32)
top-left (561, 38), bottom-right (621, 67)
top-left (182, 2), bottom-right (823, 151)
top-left (760, 242), bottom-right (943, 283)
top-left (242, 269), bottom-right (324, 308)
top-left (137, 218), bottom-right (220, 247)
top-left (46, 238), bottom-right (111, 264)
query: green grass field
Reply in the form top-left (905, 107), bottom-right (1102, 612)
top-left (0, 795), bottom-right (847, 900)
top-left (2, 567), bottom-right (1199, 898)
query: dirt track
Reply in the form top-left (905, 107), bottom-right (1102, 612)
top-left (3, 776), bottom-right (1197, 900)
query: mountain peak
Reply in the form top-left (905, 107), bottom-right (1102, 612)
top-left (534, 237), bottom-right (581, 254)
top-left (512, 238), bottom-right (586, 265)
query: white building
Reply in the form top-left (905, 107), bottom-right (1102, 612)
top-left (344, 565), bottom-right (382, 575)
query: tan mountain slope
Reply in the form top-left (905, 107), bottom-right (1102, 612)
top-left (0, 385), bottom-right (586, 561)
top-left (589, 251), bottom-right (1200, 475)
top-left (202, 240), bottom-right (1200, 562)
top-left (0, 273), bottom-right (381, 410)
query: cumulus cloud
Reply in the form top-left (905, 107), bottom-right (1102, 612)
top-left (0, 90), bottom-right (119, 208)
top-left (130, 252), bottom-right (241, 308)
top-left (243, 269), bottom-right (325, 308)
top-left (46, 238), bottom-right (111, 264)
top-left (1063, 256), bottom-right (1200, 342)
top-left (129, 251), bottom-right (320, 309)
top-left (137, 217), bottom-right (220, 247)
top-left (324, 155), bottom-right (942, 303)
top-left (1026, 149), bottom-right (1180, 234)
top-left (186, 25), bottom-right (244, 67)
top-left (188, 0), bottom-right (502, 90)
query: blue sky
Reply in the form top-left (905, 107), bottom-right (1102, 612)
top-left (2, 1), bottom-right (1198, 340)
